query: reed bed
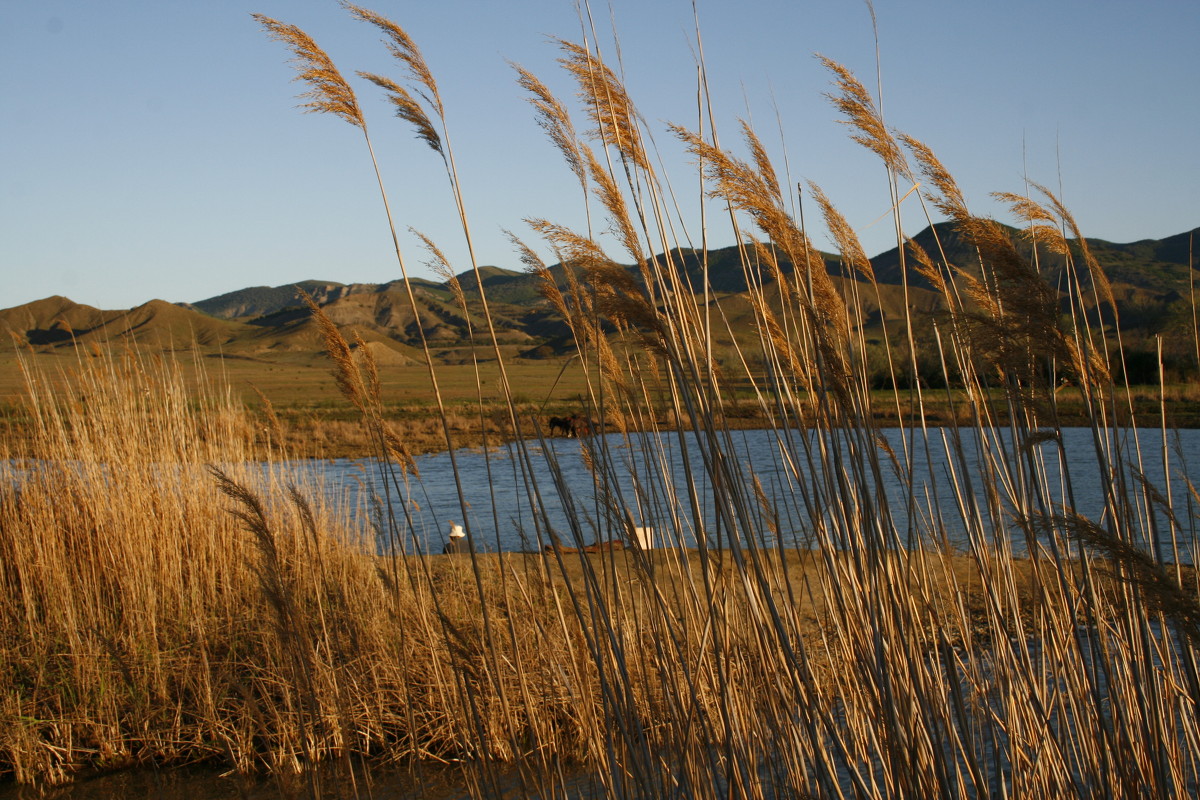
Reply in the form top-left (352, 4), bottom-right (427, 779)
top-left (3, 4), bottom-right (1200, 798)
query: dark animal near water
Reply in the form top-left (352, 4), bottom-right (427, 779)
top-left (547, 413), bottom-right (600, 438)
top-left (568, 414), bottom-right (595, 438)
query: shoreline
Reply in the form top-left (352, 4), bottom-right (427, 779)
top-left (9, 396), bottom-right (1194, 462)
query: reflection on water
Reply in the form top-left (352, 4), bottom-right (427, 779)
top-left (0, 762), bottom-right (470, 800)
top-left (0, 761), bottom-right (597, 800)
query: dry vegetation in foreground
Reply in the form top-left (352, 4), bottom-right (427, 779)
top-left (4, 348), bottom-right (1174, 792)
top-left (4, 3), bottom-right (1200, 798)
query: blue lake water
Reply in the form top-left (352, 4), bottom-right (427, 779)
top-left (305, 426), bottom-right (1200, 561)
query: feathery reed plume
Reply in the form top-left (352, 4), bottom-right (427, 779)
top-left (745, 232), bottom-right (792, 304)
top-left (383, 422), bottom-right (419, 477)
top-left (512, 62), bottom-right (587, 189)
top-left (250, 384), bottom-right (285, 447)
top-left (525, 218), bottom-right (662, 358)
top-left (585, 148), bottom-right (645, 266)
top-left (506, 230), bottom-right (572, 322)
top-left (670, 123), bottom-right (788, 245)
top-left (898, 133), bottom-right (967, 222)
top-left (674, 125), bottom-right (799, 280)
top-left (752, 293), bottom-right (812, 393)
top-left (807, 181), bottom-right (874, 282)
top-left (352, 331), bottom-right (384, 409)
top-left (349, 4), bottom-right (533, 556)
top-left (505, 228), bottom-right (548, 275)
top-left (302, 292), bottom-right (368, 413)
top-left (525, 218), bottom-right (612, 276)
top-left (595, 334), bottom-right (631, 396)
top-left (991, 190), bottom-right (1068, 255)
top-left (587, 260), bottom-right (664, 354)
top-left (412, 228), bottom-right (464, 309)
top-left (819, 55), bottom-right (908, 177)
top-left (357, 72), bottom-right (443, 155)
top-left (741, 121), bottom-right (782, 203)
top-left (343, 3), bottom-right (443, 117)
top-left (208, 466), bottom-right (324, 795)
top-left (904, 236), bottom-right (945, 294)
top-left (893, 135), bottom-right (1076, 388)
top-left (261, 4), bottom-right (488, 504)
top-left (671, 122), bottom-right (850, 383)
top-left (208, 468), bottom-right (284, 615)
top-left (990, 187), bottom-right (1115, 386)
top-left (555, 38), bottom-right (649, 172)
top-left (252, 14), bottom-right (364, 129)
top-left (954, 215), bottom-right (1074, 386)
top-left (896, 133), bottom-right (978, 314)
top-left (1032, 182), bottom-right (1117, 311)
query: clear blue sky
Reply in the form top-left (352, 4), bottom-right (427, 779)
top-left (3, 0), bottom-right (1197, 311)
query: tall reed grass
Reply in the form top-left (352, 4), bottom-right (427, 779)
top-left (2, 4), bottom-right (1198, 798)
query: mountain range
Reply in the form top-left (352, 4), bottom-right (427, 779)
top-left (4, 222), bottom-right (1197, 367)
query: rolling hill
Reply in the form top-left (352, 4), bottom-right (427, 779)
top-left (4, 223), bottom-right (1196, 371)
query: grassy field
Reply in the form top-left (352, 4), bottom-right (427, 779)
top-left (5, 348), bottom-right (1198, 461)
top-left (0, 349), bottom-right (594, 409)
top-left (0, 349), bottom-right (602, 457)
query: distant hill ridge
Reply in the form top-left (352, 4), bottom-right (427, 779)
top-left (187, 277), bottom-right (442, 320)
top-left (3, 223), bottom-right (1196, 365)
top-left (185, 223), bottom-right (1199, 322)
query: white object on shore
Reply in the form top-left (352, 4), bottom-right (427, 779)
top-left (449, 521), bottom-right (465, 538)
top-left (634, 526), bottom-right (654, 550)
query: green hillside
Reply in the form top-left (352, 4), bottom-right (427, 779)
top-left (5, 223), bottom-right (1196, 379)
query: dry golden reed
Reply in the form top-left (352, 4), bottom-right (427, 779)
top-left (356, 71), bottom-right (442, 154)
top-left (345, 3), bottom-right (444, 119)
top-left (819, 55), bottom-right (908, 177)
top-left (252, 14), bottom-right (364, 129)
top-left (555, 38), bottom-right (650, 173)
top-left (512, 62), bottom-right (587, 189)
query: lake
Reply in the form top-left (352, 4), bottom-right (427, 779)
top-left (307, 426), bottom-right (1200, 562)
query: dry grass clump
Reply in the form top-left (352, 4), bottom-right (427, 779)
top-left (0, 350), bottom-right (819, 788)
top-left (0, 349), bottom-right (358, 782)
top-left (0, 351), bottom-right (621, 785)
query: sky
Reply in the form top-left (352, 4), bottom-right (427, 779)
top-left (2, 0), bottom-right (1198, 311)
